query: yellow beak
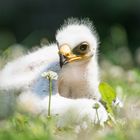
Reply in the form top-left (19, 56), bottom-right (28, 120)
top-left (59, 44), bottom-right (82, 63)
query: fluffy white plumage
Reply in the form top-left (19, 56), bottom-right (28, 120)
top-left (0, 18), bottom-right (108, 125)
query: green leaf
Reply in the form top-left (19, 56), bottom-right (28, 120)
top-left (99, 82), bottom-right (116, 115)
top-left (99, 82), bottom-right (116, 104)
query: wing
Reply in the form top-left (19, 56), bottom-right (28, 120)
top-left (31, 60), bottom-right (60, 98)
top-left (0, 44), bottom-right (60, 97)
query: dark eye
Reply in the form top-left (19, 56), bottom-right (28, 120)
top-left (72, 42), bottom-right (89, 55)
top-left (79, 43), bottom-right (88, 51)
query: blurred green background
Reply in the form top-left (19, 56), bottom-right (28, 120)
top-left (0, 0), bottom-right (140, 67)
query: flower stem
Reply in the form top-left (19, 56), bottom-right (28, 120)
top-left (95, 108), bottom-right (100, 123)
top-left (48, 77), bottom-right (52, 117)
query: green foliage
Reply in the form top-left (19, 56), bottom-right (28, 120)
top-left (0, 113), bottom-right (59, 140)
top-left (99, 82), bottom-right (116, 116)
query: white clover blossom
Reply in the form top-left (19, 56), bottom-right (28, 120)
top-left (41, 71), bottom-right (58, 80)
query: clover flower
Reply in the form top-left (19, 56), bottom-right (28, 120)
top-left (41, 70), bottom-right (58, 117)
top-left (41, 71), bottom-right (58, 80)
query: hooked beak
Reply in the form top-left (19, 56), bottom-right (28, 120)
top-left (58, 44), bottom-right (82, 67)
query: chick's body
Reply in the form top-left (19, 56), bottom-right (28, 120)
top-left (0, 18), bottom-right (108, 124)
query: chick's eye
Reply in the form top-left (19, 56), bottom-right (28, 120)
top-left (72, 42), bottom-right (89, 55)
top-left (80, 44), bottom-right (88, 51)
